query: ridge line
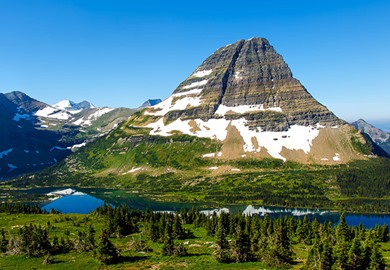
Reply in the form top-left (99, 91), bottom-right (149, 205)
top-left (212, 40), bottom-right (245, 115)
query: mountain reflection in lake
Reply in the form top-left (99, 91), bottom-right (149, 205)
top-left (42, 192), bottom-right (104, 214)
top-left (36, 187), bottom-right (390, 228)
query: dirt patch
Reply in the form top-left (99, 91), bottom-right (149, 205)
top-left (280, 147), bottom-right (308, 163)
top-left (309, 125), bottom-right (366, 164)
top-left (208, 165), bottom-right (243, 176)
top-left (220, 124), bottom-right (245, 159)
top-left (188, 120), bottom-right (201, 133)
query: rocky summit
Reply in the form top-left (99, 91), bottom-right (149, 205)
top-left (131, 37), bottom-right (373, 164)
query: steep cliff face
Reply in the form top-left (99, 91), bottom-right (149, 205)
top-left (128, 38), bottom-right (375, 164)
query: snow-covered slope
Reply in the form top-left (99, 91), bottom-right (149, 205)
top-left (0, 91), bottom-right (135, 178)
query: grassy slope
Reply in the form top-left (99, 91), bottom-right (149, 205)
top-left (1, 212), bottom-right (390, 270)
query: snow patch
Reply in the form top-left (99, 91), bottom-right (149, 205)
top-left (122, 167), bottom-right (143, 175)
top-left (50, 146), bottom-right (67, 151)
top-left (73, 107), bottom-right (114, 126)
top-left (215, 104), bottom-right (282, 116)
top-left (333, 153), bottom-right (341, 161)
top-left (182, 80), bottom-right (208, 89)
top-left (35, 106), bottom-right (71, 120)
top-left (233, 72), bottom-right (243, 81)
top-left (173, 89), bottom-right (203, 97)
top-left (13, 113), bottom-right (30, 121)
top-left (193, 69), bottom-right (212, 77)
top-left (0, 148), bottom-right (13, 158)
top-left (8, 164), bottom-right (17, 172)
top-left (145, 95), bottom-right (202, 116)
top-left (68, 142), bottom-right (86, 150)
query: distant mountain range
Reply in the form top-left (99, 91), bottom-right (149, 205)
top-left (0, 91), bottom-right (141, 178)
top-left (352, 119), bottom-right (390, 156)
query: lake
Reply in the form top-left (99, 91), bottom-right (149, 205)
top-left (26, 187), bottom-right (390, 228)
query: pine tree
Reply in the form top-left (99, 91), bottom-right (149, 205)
top-left (336, 213), bottom-right (350, 242)
top-left (95, 229), bottom-right (117, 264)
top-left (334, 239), bottom-right (349, 270)
top-left (319, 240), bottom-right (333, 270)
top-left (87, 224), bottom-right (96, 251)
top-left (173, 212), bottom-right (185, 239)
top-left (231, 225), bottom-right (251, 262)
top-left (0, 228), bottom-right (8, 253)
top-left (380, 224), bottom-right (389, 242)
top-left (368, 242), bottom-right (386, 270)
top-left (214, 216), bottom-right (230, 263)
top-left (162, 222), bottom-right (174, 256)
top-left (347, 238), bottom-right (363, 270)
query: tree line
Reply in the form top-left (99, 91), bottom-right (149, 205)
top-left (0, 204), bottom-right (388, 269)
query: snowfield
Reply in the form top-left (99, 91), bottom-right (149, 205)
top-left (145, 116), bottom-right (322, 161)
top-left (214, 104), bottom-right (282, 116)
top-left (193, 69), bottom-right (212, 77)
top-left (73, 107), bottom-right (114, 126)
top-left (0, 148), bottom-right (13, 158)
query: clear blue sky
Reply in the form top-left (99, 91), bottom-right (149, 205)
top-left (1, 0), bottom-right (389, 125)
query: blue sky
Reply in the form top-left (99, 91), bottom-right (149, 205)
top-left (0, 0), bottom-right (389, 126)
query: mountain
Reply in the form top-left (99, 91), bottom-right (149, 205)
top-left (129, 37), bottom-right (379, 164)
top-left (140, 99), bottom-right (162, 107)
top-left (352, 119), bottom-right (390, 156)
top-left (52, 99), bottom-right (95, 111)
top-left (0, 91), bottom-right (136, 178)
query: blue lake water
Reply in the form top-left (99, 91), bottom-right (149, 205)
top-left (33, 187), bottom-right (390, 228)
top-left (42, 193), bottom-right (105, 214)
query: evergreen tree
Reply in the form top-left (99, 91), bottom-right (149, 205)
top-left (173, 212), bottom-right (185, 239)
top-left (334, 239), bottom-right (349, 270)
top-left (336, 213), bottom-right (350, 242)
top-left (347, 238), bottom-right (363, 270)
top-left (95, 229), bottom-right (117, 264)
top-left (368, 241), bottom-right (386, 270)
top-left (0, 228), bottom-right (8, 253)
top-left (214, 215), bottom-right (230, 263)
top-left (319, 240), bottom-right (333, 270)
top-left (230, 225), bottom-right (251, 262)
top-left (162, 221), bottom-right (174, 256)
top-left (380, 224), bottom-right (389, 242)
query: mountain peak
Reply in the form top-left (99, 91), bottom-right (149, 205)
top-left (4, 91), bottom-right (47, 113)
top-left (129, 38), bottom-right (375, 164)
top-left (140, 99), bottom-right (162, 107)
top-left (52, 100), bottom-right (94, 111)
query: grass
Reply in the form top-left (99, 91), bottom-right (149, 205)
top-left (0, 213), bottom-right (283, 270)
top-left (1, 212), bottom-right (390, 269)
